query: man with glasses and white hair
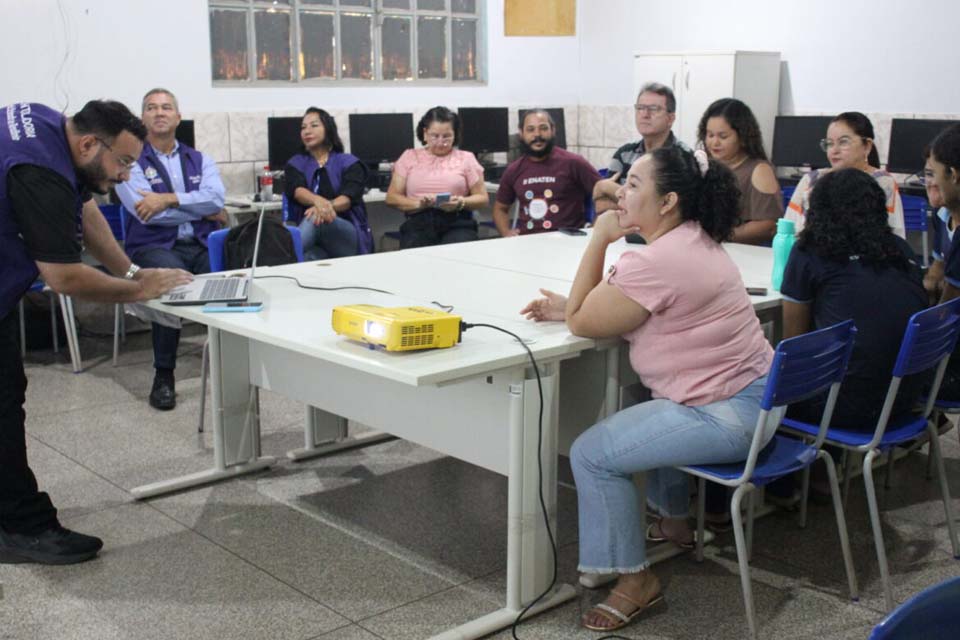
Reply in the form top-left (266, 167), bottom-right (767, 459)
top-left (116, 88), bottom-right (226, 411)
top-left (593, 82), bottom-right (689, 214)
top-left (0, 100), bottom-right (191, 565)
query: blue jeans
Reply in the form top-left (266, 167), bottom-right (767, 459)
top-left (571, 375), bottom-right (768, 574)
top-left (132, 240), bottom-right (210, 371)
top-left (298, 216), bottom-right (359, 261)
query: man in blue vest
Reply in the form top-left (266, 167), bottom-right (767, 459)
top-left (0, 100), bottom-right (192, 564)
top-left (116, 88), bottom-right (226, 411)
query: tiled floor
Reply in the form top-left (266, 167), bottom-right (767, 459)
top-left (3, 304), bottom-right (960, 639)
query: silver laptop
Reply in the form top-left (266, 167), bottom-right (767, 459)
top-left (160, 206), bottom-right (270, 306)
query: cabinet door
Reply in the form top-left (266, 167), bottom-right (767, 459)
top-left (632, 55), bottom-right (683, 103)
top-left (677, 55), bottom-right (736, 147)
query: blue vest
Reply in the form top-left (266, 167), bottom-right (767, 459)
top-left (932, 207), bottom-right (953, 263)
top-left (285, 151), bottom-right (373, 254)
top-left (0, 103), bottom-right (84, 319)
top-left (124, 142), bottom-right (219, 256)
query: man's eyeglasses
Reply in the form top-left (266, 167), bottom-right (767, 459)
top-left (634, 105), bottom-right (666, 116)
top-left (819, 136), bottom-right (867, 153)
top-left (95, 137), bottom-right (138, 170)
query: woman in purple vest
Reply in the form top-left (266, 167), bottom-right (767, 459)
top-left (284, 108), bottom-right (373, 260)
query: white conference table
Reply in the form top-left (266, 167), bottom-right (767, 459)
top-left (136, 232), bottom-right (779, 640)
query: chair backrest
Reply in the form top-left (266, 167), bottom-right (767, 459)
top-left (781, 185), bottom-right (796, 212)
top-left (98, 203), bottom-right (128, 243)
top-left (869, 575), bottom-right (960, 639)
top-left (207, 225), bottom-right (304, 272)
top-left (900, 194), bottom-right (928, 233)
top-left (737, 320), bottom-right (858, 481)
top-left (583, 168), bottom-right (610, 225)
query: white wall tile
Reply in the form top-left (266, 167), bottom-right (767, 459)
top-left (191, 112), bottom-right (231, 163)
top-left (603, 105), bottom-right (636, 148)
top-left (220, 162), bottom-right (256, 196)
top-left (563, 105), bottom-right (579, 148)
top-left (228, 111), bottom-right (270, 163)
top-left (583, 146), bottom-right (616, 169)
top-left (578, 106), bottom-right (604, 146)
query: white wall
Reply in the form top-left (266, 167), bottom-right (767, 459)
top-left (0, 0), bottom-right (584, 114)
top-left (577, 0), bottom-right (960, 117)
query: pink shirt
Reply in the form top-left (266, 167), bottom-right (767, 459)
top-left (393, 148), bottom-right (484, 198)
top-left (609, 221), bottom-right (773, 406)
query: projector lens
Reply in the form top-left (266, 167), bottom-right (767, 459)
top-left (365, 320), bottom-right (386, 339)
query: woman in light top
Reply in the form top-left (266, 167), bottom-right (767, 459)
top-left (385, 106), bottom-right (489, 248)
top-left (284, 107), bottom-right (373, 260)
top-left (785, 112), bottom-right (905, 238)
top-left (521, 147), bottom-right (772, 633)
top-left (698, 97), bottom-right (782, 245)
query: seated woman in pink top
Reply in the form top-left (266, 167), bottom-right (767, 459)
top-left (385, 106), bottom-right (489, 248)
top-left (522, 147), bottom-right (773, 633)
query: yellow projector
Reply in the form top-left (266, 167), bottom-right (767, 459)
top-left (331, 305), bottom-right (462, 351)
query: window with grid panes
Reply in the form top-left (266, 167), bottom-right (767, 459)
top-left (208, 0), bottom-right (483, 83)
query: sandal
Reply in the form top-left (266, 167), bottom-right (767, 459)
top-left (645, 519), bottom-right (696, 550)
top-left (582, 588), bottom-right (664, 632)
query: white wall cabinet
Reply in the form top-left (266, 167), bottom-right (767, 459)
top-left (632, 51), bottom-right (781, 157)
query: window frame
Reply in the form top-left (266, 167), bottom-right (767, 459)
top-left (208, 0), bottom-right (485, 86)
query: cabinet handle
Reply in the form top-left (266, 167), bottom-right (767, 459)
top-left (685, 70), bottom-right (690, 89)
top-left (671, 72), bottom-right (676, 91)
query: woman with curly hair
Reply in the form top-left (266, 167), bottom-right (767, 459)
top-left (785, 111), bottom-right (905, 238)
top-left (698, 98), bottom-right (782, 245)
top-left (520, 146), bottom-right (773, 633)
top-left (781, 168), bottom-right (926, 428)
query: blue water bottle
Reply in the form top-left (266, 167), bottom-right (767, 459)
top-left (771, 218), bottom-right (796, 292)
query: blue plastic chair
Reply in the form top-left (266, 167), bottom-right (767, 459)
top-left (868, 575), bottom-right (960, 639)
top-left (206, 225), bottom-right (303, 272)
top-left (901, 194), bottom-right (930, 267)
top-left (198, 224), bottom-right (303, 433)
top-left (782, 298), bottom-right (960, 611)
top-left (781, 185), bottom-right (796, 212)
top-left (679, 320), bottom-right (860, 639)
top-left (99, 203), bottom-right (130, 366)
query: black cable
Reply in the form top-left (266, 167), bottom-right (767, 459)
top-left (460, 321), bottom-right (558, 639)
top-left (252, 274), bottom-right (394, 295)
top-left (463, 320), bottom-right (635, 640)
top-left (431, 301), bottom-right (455, 312)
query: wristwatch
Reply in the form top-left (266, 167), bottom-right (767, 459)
top-left (124, 263), bottom-right (141, 280)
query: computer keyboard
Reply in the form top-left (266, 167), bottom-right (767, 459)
top-left (199, 278), bottom-right (242, 301)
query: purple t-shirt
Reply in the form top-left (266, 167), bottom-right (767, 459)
top-left (495, 147), bottom-right (600, 234)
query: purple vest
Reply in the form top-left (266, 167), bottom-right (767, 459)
top-left (285, 152), bottom-right (373, 254)
top-left (0, 103), bottom-right (83, 318)
top-left (124, 142), bottom-right (219, 256)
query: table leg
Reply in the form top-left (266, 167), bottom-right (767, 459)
top-left (286, 406), bottom-right (395, 461)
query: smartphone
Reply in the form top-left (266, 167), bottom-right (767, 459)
top-left (625, 233), bottom-right (646, 245)
top-left (203, 301), bottom-right (263, 313)
top-left (558, 228), bottom-right (587, 236)
top-left (435, 192), bottom-right (451, 205)
top-left (745, 287), bottom-right (768, 296)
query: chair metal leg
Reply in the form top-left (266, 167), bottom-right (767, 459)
top-left (59, 294), bottom-right (82, 373)
top-left (926, 435), bottom-right (936, 481)
top-left (112, 303), bottom-right (121, 366)
top-left (198, 339), bottom-right (210, 433)
top-left (927, 423), bottom-right (960, 558)
top-left (730, 484), bottom-right (757, 640)
top-left (800, 465), bottom-right (811, 528)
top-left (50, 293), bottom-right (59, 353)
top-left (18, 299), bottom-right (27, 359)
top-left (863, 449), bottom-right (894, 611)
top-left (695, 477), bottom-right (706, 562)
top-left (746, 490), bottom-right (756, 562)
top-left (820, 451), bottom-right (859, 600)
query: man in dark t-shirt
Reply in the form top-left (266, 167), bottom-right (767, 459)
top-left (493, 110), bottom-right (600, 236)
top-left (0, 101), bottom-right (190, 565)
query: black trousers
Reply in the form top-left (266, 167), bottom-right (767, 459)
top-left (399, 209), bottom-right (478, 249)
top-left (0, 308), bottom-right (58, 534)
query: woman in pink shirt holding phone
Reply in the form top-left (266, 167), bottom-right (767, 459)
top-left (385, 106), bottom-right (489, 248)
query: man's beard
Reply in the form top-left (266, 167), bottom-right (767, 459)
top-left (519, 136), bottom-right (555, 159)
top-left (75, 149), bottom-right (111, 194)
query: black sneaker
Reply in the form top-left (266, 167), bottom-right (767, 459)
top-left (149, 368), bottom-right (176, 411)
top-left (0, 525), bottom-right (103, 565)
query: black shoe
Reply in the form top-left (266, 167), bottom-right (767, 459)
top-left (149, 369), bottom-right (176, 410)
top-left (0, 525), bottom-right (103, 565)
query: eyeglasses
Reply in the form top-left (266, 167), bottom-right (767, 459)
top-left (635, 105), bottom-right (666, 115)
top-left (95, 137), bottom-right (138, 170)
top-left (426, 133), bottom-right (455, 142)
top-left (819, 136), bottom-right (866, 153)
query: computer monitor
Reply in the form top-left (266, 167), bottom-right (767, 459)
top-left (458, 107), bottom-right (510, 156)
top-left (348, 113), bottom-right (414, 165)
top-left (887, 118), bottom-right (956, 175)
top-left (267, 117), bottom-right (305, 171)
top-left (518, 108), bottom-right (567, 149)
top-left (175, 119), bottom-right (195, 149)
top-left (771, 116), bottom-right (833, 169)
